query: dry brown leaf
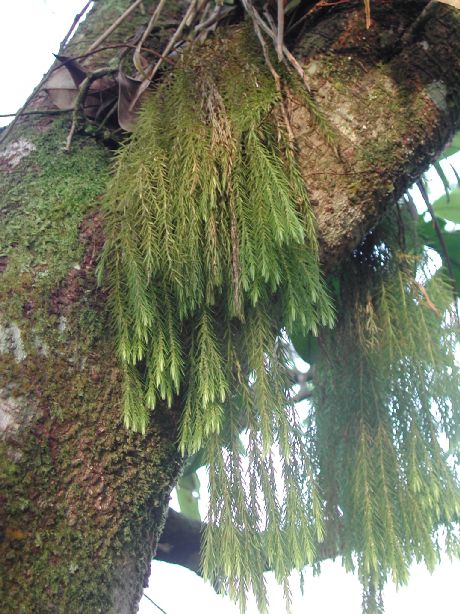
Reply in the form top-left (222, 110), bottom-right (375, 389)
top-left (44, 66), bottom-right (80, 110)
top-left (54, 55), bottom-right (87, 87)
top-left (117, 71), bottom-right (146, 131)
top-left (44, 58), bottom-right (117, 118)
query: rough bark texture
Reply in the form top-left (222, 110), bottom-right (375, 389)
top-left (1, 1), bottom-right (460, 613)
top-left (291, 0), bottom-right (460, 269)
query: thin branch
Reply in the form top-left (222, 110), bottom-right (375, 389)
top-left (241, 0), bottom-right (313, 94)
top-left (60, 43), bottom-right (175, 67)
top-left (0, 109), bottom-right (72, 118)
top-left (86, 0), bottom-right (144, 53)
top-left (277, 0), bottom-right (285, 62)
top-left (64, 67), bottom-right (118, 151)
top-left (129, 0), bottom-right (200, 111)
top-left (250, 12), bottom-right (295, 143)
top-left (194, 4), bottom-right (234, 33)
top-left (133, 0), bottom-right (168, 75)
top-left (61, 1), bottom-right (93, 49)
top-left (142, 592), bottom-right (168, 614)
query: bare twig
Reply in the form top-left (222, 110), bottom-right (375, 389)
top-left (86, 0), bottom-right (144, 53)
top-left (133, 0), bottom-right (168, 75)
top-left (277, 0), bottom-right (285, 62)
top-left (250, 13), bottom-right (295, 144)
top-left (62, 1), bottom-right (93, 49)
top-left (241, 0), bottom-right (313, 94)
top-left (194, 4), bottom-right (234, 33)
top-left (0, 109), bottom-right (73, 118)
top-left (64, 67), bottom-right (117, 151)
top-left (60, 43), bottom-right (175, 67)
top-left (129, 0), bottom-right (200, 111)
top-left (364, 0), bottom-right (372, 29)
top-left (142, 593), bottom-right (168, 614)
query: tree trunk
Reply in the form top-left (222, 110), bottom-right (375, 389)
top-left (1, 1), bottom-right (459, 613)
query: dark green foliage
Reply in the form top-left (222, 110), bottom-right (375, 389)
top-left (313, 223), bottom-right (460, 612)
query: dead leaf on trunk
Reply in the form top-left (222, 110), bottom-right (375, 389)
top-left (44, 57), bottom-right (117, 118)
top-left (117, 71), bottom-right (147, 132)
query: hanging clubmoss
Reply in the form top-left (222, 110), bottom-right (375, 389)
top-left (99, 29), bottom-right (333, 611)
top-left (99, 24), bottom-right (460, 613)
top-left (313, 220), bottom-right (460, 612)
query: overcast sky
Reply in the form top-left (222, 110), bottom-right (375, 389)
top-left (1, 2), bottom-right (460, 614)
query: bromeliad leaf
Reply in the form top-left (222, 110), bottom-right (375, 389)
top-left (176, 472), bottom-right (201, 521)
top-left (431, 186), bottom-right (460, 224)
top-left (418, 218), bottom-right (460, 293)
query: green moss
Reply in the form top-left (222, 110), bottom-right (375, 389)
top-left (0, 121), bottom-right (110, 300)
top-left (0, 114), bottom-right (182, 612)
top-left (0, 445), bottom-right (18, 480)
top-left (0, 345), bottom-right (182, 613)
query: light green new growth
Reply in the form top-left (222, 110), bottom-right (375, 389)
top-left (314, 225), bottom-right (460, 612)
top-left (99, 30), bottom-right (333, 610)
top-left (99, 25), bottom-right (460, 613)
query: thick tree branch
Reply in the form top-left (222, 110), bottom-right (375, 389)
top-left (289, 0), bottom-right (460, 270)
top-left (156, 508), bottom-right (340, 574)
top-left (156, 508), bottom-right (203, 574)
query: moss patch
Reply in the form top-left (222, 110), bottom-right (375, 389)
top-left (0, 343), bottom-right (182, 613)
top-left (0, 121), bottom-right (110, 308)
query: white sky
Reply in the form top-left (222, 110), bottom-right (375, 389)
top-left (1, 2), bottom-right (460, 614)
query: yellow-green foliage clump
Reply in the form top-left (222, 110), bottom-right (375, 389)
top-left (99, 30), bottom-right (333, 611)
top-left (314, 225), bottom-right (460, 611)
top-left (99, 27), bottom-right (460, 614)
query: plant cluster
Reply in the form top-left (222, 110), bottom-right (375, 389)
top-left (98, 26), bottom-right (460, 614)
top-left (99, 30), bottom-right (334, 611)
top-left (314, 222), bottom-right (460, 611)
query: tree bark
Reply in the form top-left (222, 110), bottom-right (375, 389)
top-left (1, 1), bottom-right (460, 613)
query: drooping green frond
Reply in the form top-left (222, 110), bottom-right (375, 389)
top-left (201, 308), bottom-right (324, 612)
top-left (313, 224), bottom-right (460, 610)
top-left (99, 28), bottom-right (333, 610)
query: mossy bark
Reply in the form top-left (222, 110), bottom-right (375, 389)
top-left (1, 1), bottom-right (460, 613)
top-left (1, 3), bottom-right (186, 612)
top-left (0, 120), bottom-right (184, 613)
